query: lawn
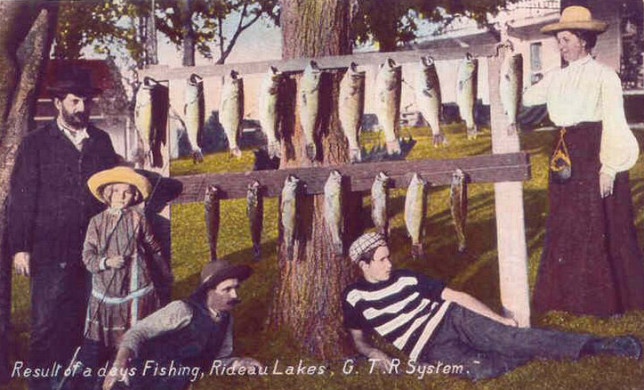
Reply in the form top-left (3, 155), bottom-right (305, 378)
top-left (7, 123), bottom-right (644, 389)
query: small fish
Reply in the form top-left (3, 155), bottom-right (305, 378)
top-left (281, 175), bottom-right (300, 260)
top-left (324, 170), bottom-right (343, 256)
top-left (134, 77), bottom-right (154, 165)
top-left (415, 56), bottom-right (446, 147)
top-left (339, 62), bottom-right (366, 163)
top-left (456, 53), bottom-right (478, 140)
top-left (258, 66), bottom-right (282, 158)
top-left (404, 173), bottom-right (427, 259)
top-left (246, 181), bottom-right (263, 260)
top-left (150, 82), bottom-right (169, 168)
top-left (219, 70), bottom-right (244, 158)
top-left (500, 51), bottom-right (523, 135)
top-left (449, 169), bottom-right (468, 253)
top-left (184, 73), bottom-right (205, 163)
top-left (375, 58), bottom-right (402, 155)
top-left (298, 61), bottom-right (322, 161)
top-left (204, 185), bottom-right (220, 262)
top-left (371, 172), bottom-right (390, 239)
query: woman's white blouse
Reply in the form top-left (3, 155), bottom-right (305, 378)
top-left (523, 55), bottom-right (638, 177)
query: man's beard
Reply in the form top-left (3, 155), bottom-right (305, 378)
top-left (61, 108), bottom-right (89, 129)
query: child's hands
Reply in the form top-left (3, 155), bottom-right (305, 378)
top-left (106, 256), bottom-right (126, 269)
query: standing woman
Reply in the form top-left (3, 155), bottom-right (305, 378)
top-left (523, 6), bottom-right (644, 316)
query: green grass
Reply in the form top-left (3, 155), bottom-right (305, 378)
top-left (8, 124), bottom-right (644, 389)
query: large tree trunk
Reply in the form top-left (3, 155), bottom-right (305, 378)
top-left (0, 4), bottom-right (58, 383)
top-left (268, 0), bottom-right (360, 360)
top-left (179, 0), bottom-right (195, 66)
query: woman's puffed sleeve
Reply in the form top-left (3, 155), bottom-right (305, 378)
top-left (599, 69), bottom-right (639, 177)
top-left (522, 71), bottom-right (553, 106)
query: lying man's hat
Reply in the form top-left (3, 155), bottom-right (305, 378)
top-left (349, 232), bottom-right (387, 263)
top-left (541, 5), bottom-right (608, 34)
top-left (48, 66), bottom-right (102, 98)
top-left (198, 260), bottom-right (252, 292)
top-left (88, 166), bottom-right (152, 204)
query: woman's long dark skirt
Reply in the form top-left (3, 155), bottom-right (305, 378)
top-left (533, 122), bottom-right (644, 316)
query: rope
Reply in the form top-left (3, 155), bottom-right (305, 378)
top-left (549, 127), bottom-right (571, 172)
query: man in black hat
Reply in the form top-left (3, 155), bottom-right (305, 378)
top-left (6, 66), bottom-right (118, 390)
top-left (102, 260), bottom-right (262, 390)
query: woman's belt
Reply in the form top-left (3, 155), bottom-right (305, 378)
top-left (91, 284), bottom-right (154, 304)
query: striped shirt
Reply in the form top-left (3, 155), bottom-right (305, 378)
top-left (342, 269), bottom-right (451, 362)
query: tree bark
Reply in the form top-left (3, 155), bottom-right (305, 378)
top-left (268, 0), bottom-right (360, 360)
top-left (0, 4), bottom-right (58, 383)
top-left (179, 0), bottom-right (196, 66)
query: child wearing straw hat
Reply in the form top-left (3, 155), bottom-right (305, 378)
top-left (76, 166), bottom-right (172, 387)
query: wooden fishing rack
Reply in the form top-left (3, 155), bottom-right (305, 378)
top-left (141, 44), bottom-right (533, 326)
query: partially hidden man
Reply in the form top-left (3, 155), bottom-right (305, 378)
top-left (342, 232), bottom-right (642, 380)
top-left (7, 66), bottom-right (118, 390)
top-left (102, 260), bottom-right (262, 390)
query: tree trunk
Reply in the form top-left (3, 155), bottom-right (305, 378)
top-left (179, 0), bottom-right (195, 67)
top-left (0, 5), bottom-right (58, 383)
top-left (268, 0), bottom-right (360, 360)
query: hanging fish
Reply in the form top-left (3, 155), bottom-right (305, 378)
top-left (246, 180), bottom-right (263, 261)
top-left (134, 77), bottom-right (154, 166)
top-left (404, 173), bottom-right (427, 259)
top-left (258, 66), bottom-right (282, 159)
top-left (219, 70), bottom-right (244, 158)
top-left (500, 49), bottom-right (523, 135)
top-left (184, 73), bottom-right (205, 163)
top-left (204, 185), bottom-right (220, 262)
top-left (375, 58), bottom-right (402, 155)
top-left (150, 82), bottom-right (169, 168)
top-left (339, 62), bottom-right (366, 163)
top-left (449, 169), bottom-right (468, 253)
top-left (281, 175), bottom-right (300, 260)
top-left (324, 170), bottom-right (343, 256)
top-left (415, 56), bottom-right (446, 147)
top-left (371, 172), bottom-right (390, 239)
top-left (456, 53), bottom-right (478, 140)
top-left (298, 61), bottom-right (322, 161)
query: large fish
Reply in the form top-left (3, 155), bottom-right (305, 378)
top-left (184, 73), bottom-right (205, 163)
top-left (371, 172), bottom-right (390, 239)
top-left (219, 70), bottom-right (244, 158)
top-left (324, 170), bottom-right (343, 256)
top-left (449, 169), bottom-right (468, 253)
top-left (415, 56), bottom-right (446, 147)
top-left (456, 53), bottom-right (478, 140)
top-left (339, 62), bottom-right (365, 163)
top-left (204, 185), bottom-right (220, 262)
top-left (134, 77), bottom-right (154, 166)
top-left (375, 58), bottom-right (402, 155)
top-left (500, 50), bottom-right (523, 135)
top-left (258, 66), bottom-right (282, 158)
top-left (281, 175), bottom-right (300, 260)
top-left (150, 82), bottom-right (169, 168)
top-left (404, 173), bottom-right (427, 259)
top-left (246, 180), bottom-right (263, 261)
top-left (298, 61), bottom-right (322, 161)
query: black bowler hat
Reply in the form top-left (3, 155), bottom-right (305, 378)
top-left (196, 260), bottom-right (253, 294)
top-left (47, 66), bottom-right (102, 98)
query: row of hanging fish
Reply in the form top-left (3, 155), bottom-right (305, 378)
top-left (202, 169), bottom-right (468, 263)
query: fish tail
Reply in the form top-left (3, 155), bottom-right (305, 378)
top-left (466, 125), bottom-right (478, 140)
top-left (350, 148), bottom-right (362, 163)
top-left (306, 143), bottom-right (316, 161)
top-left (192, 149), bottom-right (204, 164)
top-left (333, 240), bottom-right (343, 257)
top-left (457, 237), bottom-right (466, 253)
top-left (411, 243), bottom-right (424, 260)
top-left (231, 147), bottom-right (242, 158)
top-left (385, 139), bottom-right (401, 155)
top-left (253, 244), bottom-right (261, 261)
top-left (269, 142), bottom-right (281, 159)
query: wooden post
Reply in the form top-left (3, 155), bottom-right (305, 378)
top-left (488, 47), bottom-right (531, 327)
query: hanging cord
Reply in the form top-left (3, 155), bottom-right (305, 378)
top-left (549, 127), bottom-right (571, 172)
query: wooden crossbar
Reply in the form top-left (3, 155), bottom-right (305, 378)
top-left (140, 45), bottom-right (497, 80)
top-left (172, 152), bottom-right (530, 203)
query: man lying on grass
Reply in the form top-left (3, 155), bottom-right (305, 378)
top-left (342, 232), bottom-right (642, 380)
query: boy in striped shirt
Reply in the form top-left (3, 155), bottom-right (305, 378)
top-left (342, 232), bottom-right (641, 380)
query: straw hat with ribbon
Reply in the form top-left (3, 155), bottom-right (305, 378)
top-left (541, 6), bottom-right (608, 34)
top-left (88, 166), bottom-right (151, 204)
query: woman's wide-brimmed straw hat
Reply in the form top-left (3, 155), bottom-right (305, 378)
top-left (88, 166), bottom-right (151, 203)
top-left (541, 6), bottom-right (608, 34)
